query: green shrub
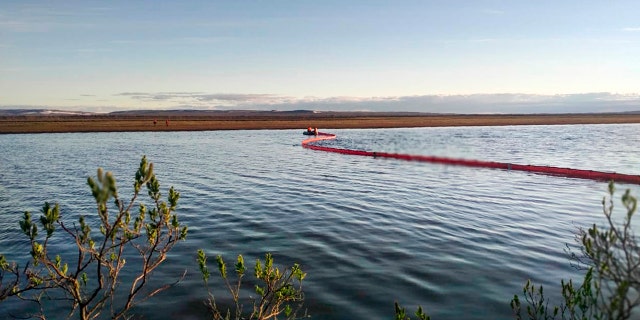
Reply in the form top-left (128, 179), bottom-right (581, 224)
top-left (0, 156), bottom-right (188, 319)
top-left (197, 250), bottom-right (308, 319)
top-left (398, 182), bottom-right (640, 320)
top-left (511, 182), bottom-right (640, 320)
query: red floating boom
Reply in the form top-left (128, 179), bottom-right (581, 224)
top-left (302, 132), bottom-right (640, 185)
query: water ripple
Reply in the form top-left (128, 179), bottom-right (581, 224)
top-left (1, 125), bottom-right (639, 319)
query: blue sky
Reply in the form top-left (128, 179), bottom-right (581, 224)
top-left (1, 0), bottom-right (640, 113)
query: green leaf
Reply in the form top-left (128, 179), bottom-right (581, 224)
top-left (216, 255), bottom-right (227, 279)
top-left (255, 285), bottom-right (265, 296)
top-left (20, 211), bottom-right (37, 239)
top-left (415, 306), bottom-right (430, 320)
top-left (0, 255), bottom-right (9, 270)
top-left (180, 226), bottom-right (188, 240)
top-left (394, 301), bottom-right (407, 320)
top-left (255, 259), bottom-right (263, 278)
top-left (171, 214), bottom-right (179, 228)
top-left (235, 255), bottom-right (246, 276)
top-left (168, 186), bottom-right (180, 210)
top-left (197, 249), bottom-right (210, 283)
top-left (81, 272), bottom-right (88, 286)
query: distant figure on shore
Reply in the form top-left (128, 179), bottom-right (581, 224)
top-left (153, 119), bottom-right (157, 126)
top-left (166, 119), bottom-right (169, 127)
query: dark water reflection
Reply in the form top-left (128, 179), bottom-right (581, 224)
top-left (1, 124), bottom-right (639, 319)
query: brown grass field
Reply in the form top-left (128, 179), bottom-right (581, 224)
top-left (1, 112), bottom-right (640, 134)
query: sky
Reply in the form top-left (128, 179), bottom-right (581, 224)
top-left (1, 0), bottom-right (640, 113)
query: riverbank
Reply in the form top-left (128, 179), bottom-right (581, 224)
top-left (2, 111), bottom-right (640, 134)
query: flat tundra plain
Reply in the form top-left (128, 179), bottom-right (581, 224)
top-left (2, 111), bottom-right (640, 134)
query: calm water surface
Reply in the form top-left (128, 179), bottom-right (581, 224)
top-left (1, 124), bottom-right (639, 319)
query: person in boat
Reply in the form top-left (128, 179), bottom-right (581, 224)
top-left (304, 127), bottom-right (319, 135)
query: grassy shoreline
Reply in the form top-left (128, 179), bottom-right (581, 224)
top-left (2, 113), bottom-right (640, 134)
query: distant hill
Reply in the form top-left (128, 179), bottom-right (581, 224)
top-left (0, 108), bottom-right (429, 118)
top-left (107, 109), bottom-right (428, 118)
top-left (2, 108), bottom-right (640, 118)
top-left (0, 109), bottom-right (95, 116)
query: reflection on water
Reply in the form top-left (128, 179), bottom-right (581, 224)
top-left (1, 124), bottom-right (639, 319)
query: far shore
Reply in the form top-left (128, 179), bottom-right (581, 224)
top-left (2, 112), bottom-right (640, 134)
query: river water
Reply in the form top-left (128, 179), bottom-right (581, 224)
top-left (1, 124), bottom-right (639, 319)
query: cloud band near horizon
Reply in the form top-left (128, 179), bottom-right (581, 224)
top-left (2, 92), bottom-right (640, 114)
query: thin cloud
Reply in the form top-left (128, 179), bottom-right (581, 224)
top-left (116, 92), bottom-right (153, 96)
top-left (75, 48), bottom-right (113, 54)
top-left (181, 37), bottom-right (228, 44)
top-left (622, 27), bottom-right (640, 32)
top-left (0, 19), bottom-right (39, 32)
top-left (1, 4), bottom-right (99, 33)
top-left (470, 38), bottom-right (500, 43)
top-left (109, 37), bottom-right (231, 47)
top-left (116, 92), bottom-right (293, 106)
top-left (195, 94), bottom-right (280, 102)
top-left (481, 9), bottom-right (504, 15)
top-left (248, 93), bottom-right (640, 114)
top-left (13, 92), bottom-right (638, 114)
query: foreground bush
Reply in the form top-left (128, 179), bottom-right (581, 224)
top-left (399, 182), bottom-right (640, 320)
top-left (397, 182), bottom-right (639, 320)
top-left (198, 250), bottom-right (307, 319)
top-left (511, 182), bottom-right (640, 320)
top-left (0, 156), bottom-right (307, 320)
top-left (0, 156), bottom-right (188, 319)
